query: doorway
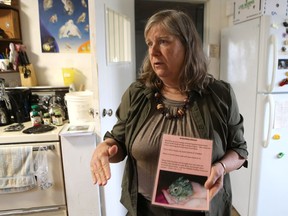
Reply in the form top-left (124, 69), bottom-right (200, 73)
top-left (134, 0), bottom-right (205, 73)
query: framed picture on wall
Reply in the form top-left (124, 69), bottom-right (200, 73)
top-left (38, 0), bottom-right (90, 53)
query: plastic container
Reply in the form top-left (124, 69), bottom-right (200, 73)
top-left (65, 90), bottom-right (93, 124)
top-left (62, 68), bottom-right (75, 86)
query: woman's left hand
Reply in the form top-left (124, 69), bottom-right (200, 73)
top-left (204, 162), bottom-right (225, 200)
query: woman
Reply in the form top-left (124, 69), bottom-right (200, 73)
top-left (90, 9), bottom-right (248, 216)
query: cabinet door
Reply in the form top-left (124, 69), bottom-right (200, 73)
top-left (0, 0), bottom-right (21, 73)
top-left (0, 8), bottom-right (21, 39)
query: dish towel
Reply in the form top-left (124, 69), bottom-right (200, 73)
top-left (34, 146), bottom-right (53, 190)
top-left (0, 146), bottom-right (36, 194)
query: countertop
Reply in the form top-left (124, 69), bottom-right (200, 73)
top-left (0, 122), bottom-right (67, 144)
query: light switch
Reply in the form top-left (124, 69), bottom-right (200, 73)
top-left (208, 44), bottom-right (220, 58)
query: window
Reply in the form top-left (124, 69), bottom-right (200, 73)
top-left (106, 7), bottom-right (131, 63)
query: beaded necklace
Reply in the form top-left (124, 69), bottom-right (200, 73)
top-left (154, 91), bottom-right (190, 120)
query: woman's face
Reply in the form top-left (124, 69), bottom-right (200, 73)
top-left (146, 24), bottom-right (185, 87)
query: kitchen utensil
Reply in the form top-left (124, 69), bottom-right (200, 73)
top-left (0, 78), bottom-right (11, 125)
top-left (4, 123), bottom-right (24, 132)
top-left (22, 125), bottom-right (55, 134)
top-left (0, 101), bottom-right (9, 126)
top-left (48, 96), bottom-right (66, 120)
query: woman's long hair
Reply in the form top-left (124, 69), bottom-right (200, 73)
top-left (138, 9), bottom-right (213, 92)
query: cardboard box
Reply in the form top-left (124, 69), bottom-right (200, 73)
top-left (0, 9), bottom-right (20, 39)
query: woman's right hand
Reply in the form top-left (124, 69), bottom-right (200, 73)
top-left (90, 141), bottom-right (118, 186)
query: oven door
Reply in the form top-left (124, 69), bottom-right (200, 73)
top-left (0, 142), bottom-right (67, 216)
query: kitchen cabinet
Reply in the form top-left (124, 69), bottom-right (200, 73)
top-left (60, 129), bottom-right (101, 216)
top-left (0, 0), bottom-right (21, 66)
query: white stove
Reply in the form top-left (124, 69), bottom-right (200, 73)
top-left (0, 122), bottom-right (68, 216)
top-left (0, 122), bottom-right (63, 145)
top-left (0, 122), bottom-right (65, 144)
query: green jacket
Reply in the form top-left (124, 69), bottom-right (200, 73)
top-left (104, 80), bottom-right (248, 216)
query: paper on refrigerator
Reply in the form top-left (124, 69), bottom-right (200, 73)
top-left (274, 100), bottom-right (288, 129)
top-left (152, 134), bottom-right (212, 211)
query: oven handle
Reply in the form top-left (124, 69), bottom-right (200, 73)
top-left (0, 206), bottom-right (63, 215)
top-left (33, 145), bottom-right (55, 151)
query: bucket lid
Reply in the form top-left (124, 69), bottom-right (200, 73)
top-left (65, 90), bottom-right (93, 99)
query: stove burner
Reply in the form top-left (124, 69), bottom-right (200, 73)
top-left (22, 125), bottom-right (55, 134)
top-left (4, 123), bottom-right (25, 132)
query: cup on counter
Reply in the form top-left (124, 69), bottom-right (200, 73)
top-left (0, 59), bottom-right (10, 71)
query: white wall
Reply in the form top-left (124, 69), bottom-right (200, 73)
top-left (19, 0), bottom-right (229, 90)
top-left (19, 0), bottom-right (94, 91)
top-left (203, 0), bottom-right (229, 78)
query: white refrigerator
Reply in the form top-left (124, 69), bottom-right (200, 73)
top-left (220, 15), bottom-right (288, 216)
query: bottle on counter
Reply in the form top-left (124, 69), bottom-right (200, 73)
top-left (53, 111), bottom-right (63, 126)
top-left (31, 111), bottom-right (42, 126)
top-left (51, 112), bottom-right (56, 125)
top-left (43, 112), bottom-right (51, 125)
top-left (30, 104), bottom-right (43, 119)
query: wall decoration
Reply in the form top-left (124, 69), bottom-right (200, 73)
top-left (38, 0), bottom-right (90, 53)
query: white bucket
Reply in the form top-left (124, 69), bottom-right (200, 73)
top-left (65, 91), bottom-right (93, 124)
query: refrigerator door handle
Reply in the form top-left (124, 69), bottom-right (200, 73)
top-left (269, 35), bottom-right (277, 92)
top-left (264, 94), bottom-right (274, 148)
